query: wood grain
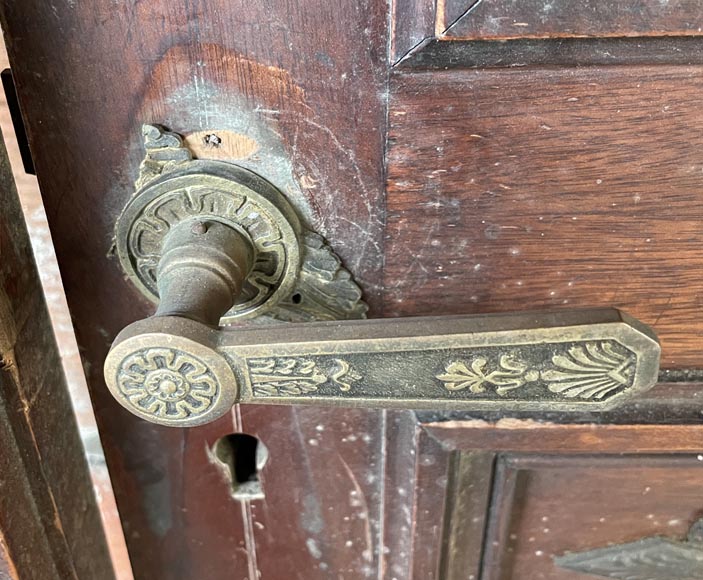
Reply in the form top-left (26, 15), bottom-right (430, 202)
top-left (382, 410), bottom-right (424, 580)
top-left (6, 2), bottom-right (703, 579)
top-left (483, 455), bottom-right (703, 579)
top-left (404, 420), bottom-right (703, 579)
top-left (0, 130), bottom-right (113, 578)
top-left (440, 452), bottom-right (495, 580)
top-left (387, 65), bottom-right (703, 368)
top-left (408, 430), bottom-right (452, 578)
top-left (397, 36), bottom-right (703, 70)
top-left (426, 421), bottom-right (703, 454)
top-left (443, 0), bottom-right (703, 39)
top-left (392, 0), bottom-right (437, 62)
top-left (239, 406), bottom-right (386, 579)
top-left (0, 2), bottom-right (389, 578)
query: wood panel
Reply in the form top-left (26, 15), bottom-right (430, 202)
top-left (0, 2), bottom-right (390, 578)
top-left (397, 36), bottom-right (703, 70)
top-left (392, 0), bottom-right (703, 65)
top-left (387, 65), bottom-right (703, 368)
top-left (6, 3), bottom-right (703, 580)
top-left (0, 129), bottom-right (114, 578)
top-left (443, 0), bottom-right (703, 40)
top-left (126, 405), bottom-right (388, 579)
top-left (382, 411), bottom-right (424, 579)
top-left (440, 451), bottom-right (495, 580)
top-left (413, 419), bottom-right (703, 579)
top-left (376, 416), bottom-right (495, 580)
top-left (483, 455), bottom-right (703, 579)
top-left (233, 405), bottom-right (386, 580)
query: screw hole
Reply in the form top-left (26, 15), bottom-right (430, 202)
top-left (291, 292), bottom-right (302, 304)
top-left (203, 133), bottom-right (222, 148)
top-left (211, 433), bottom-right (268, 501)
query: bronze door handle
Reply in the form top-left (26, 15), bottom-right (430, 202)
top-left (104, 126), bottom-right (660, 427)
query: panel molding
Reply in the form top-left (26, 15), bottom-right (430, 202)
top-left (407, 426), bottom-right (703, 579)
top-left (392, 0), bottom-right (703, 67)
top-left (475, 455), bottom-right (703, 580)
top-left (398, 36), bottom-right (703, 69)
top-left (555, 519), bottom-right (703, 580)
top-left (443, 0), bottom-right (703, 41)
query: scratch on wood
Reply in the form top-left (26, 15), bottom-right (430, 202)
top-left (0, 286), bottom-right (19, 385)
top-left (339, 454), bottom-right (374, 566)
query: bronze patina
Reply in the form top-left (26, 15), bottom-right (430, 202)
top-left (105, 126), bottom-right (661, 427)
top-left (106, 308), bottom-right (659, 427)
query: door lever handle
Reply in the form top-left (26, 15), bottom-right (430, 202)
top-left (104, 126), bottom-right (660, 427)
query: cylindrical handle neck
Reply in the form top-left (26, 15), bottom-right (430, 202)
top-left (155, 218), bottom-right (254, 326)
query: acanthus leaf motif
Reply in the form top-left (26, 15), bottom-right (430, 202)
top-left (436, 341), bottom-right (636, 401)
top-left (249, 357), bottom-right (361, 396)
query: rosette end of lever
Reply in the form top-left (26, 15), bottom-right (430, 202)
top-left (104, 316), bottom-right (238, 427)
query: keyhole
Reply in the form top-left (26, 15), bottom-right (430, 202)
top-left (212, 433), bottom-right (269, 501)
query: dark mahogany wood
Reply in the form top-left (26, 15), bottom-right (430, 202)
top-left (484, 456), bottom-right (703, 579)
top-left (443, 0), bottom-right (703, 39)
top-left (0, 2), bottom-right (389, 578)
top-left (426, 421), bottom-right (703, 455)
top-left (392, 0), bottom-right (438, 62)
top-left (5, 1), bottom-right (703, 579)
top-left (410, 419), bottom-right (703, 579)
top-left (387, 65), bottom-right (703, 368)
top-left (398, 36), bottom-right (703, 70)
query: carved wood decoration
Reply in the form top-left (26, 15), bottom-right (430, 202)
top-left (555, 518), bottom-right (703, 579)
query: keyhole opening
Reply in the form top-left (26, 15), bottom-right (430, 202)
top-left (212, 433), bottom-right (269, 501)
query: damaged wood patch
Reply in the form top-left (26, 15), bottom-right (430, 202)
top-left (184, 130), bottom-right (259, 161)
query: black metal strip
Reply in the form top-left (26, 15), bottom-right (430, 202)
top-left (1, 69), bottom-right (35, 175)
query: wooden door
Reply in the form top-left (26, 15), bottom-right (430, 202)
top-left (2, 1), bottom-right (703, 578)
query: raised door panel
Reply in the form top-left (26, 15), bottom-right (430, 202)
top-left (386, 65), bottom-right (703, 368)
top-left (418, 417), bottom-right (703, 580)
top-left (484, 456), bottom-right (703, 579)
